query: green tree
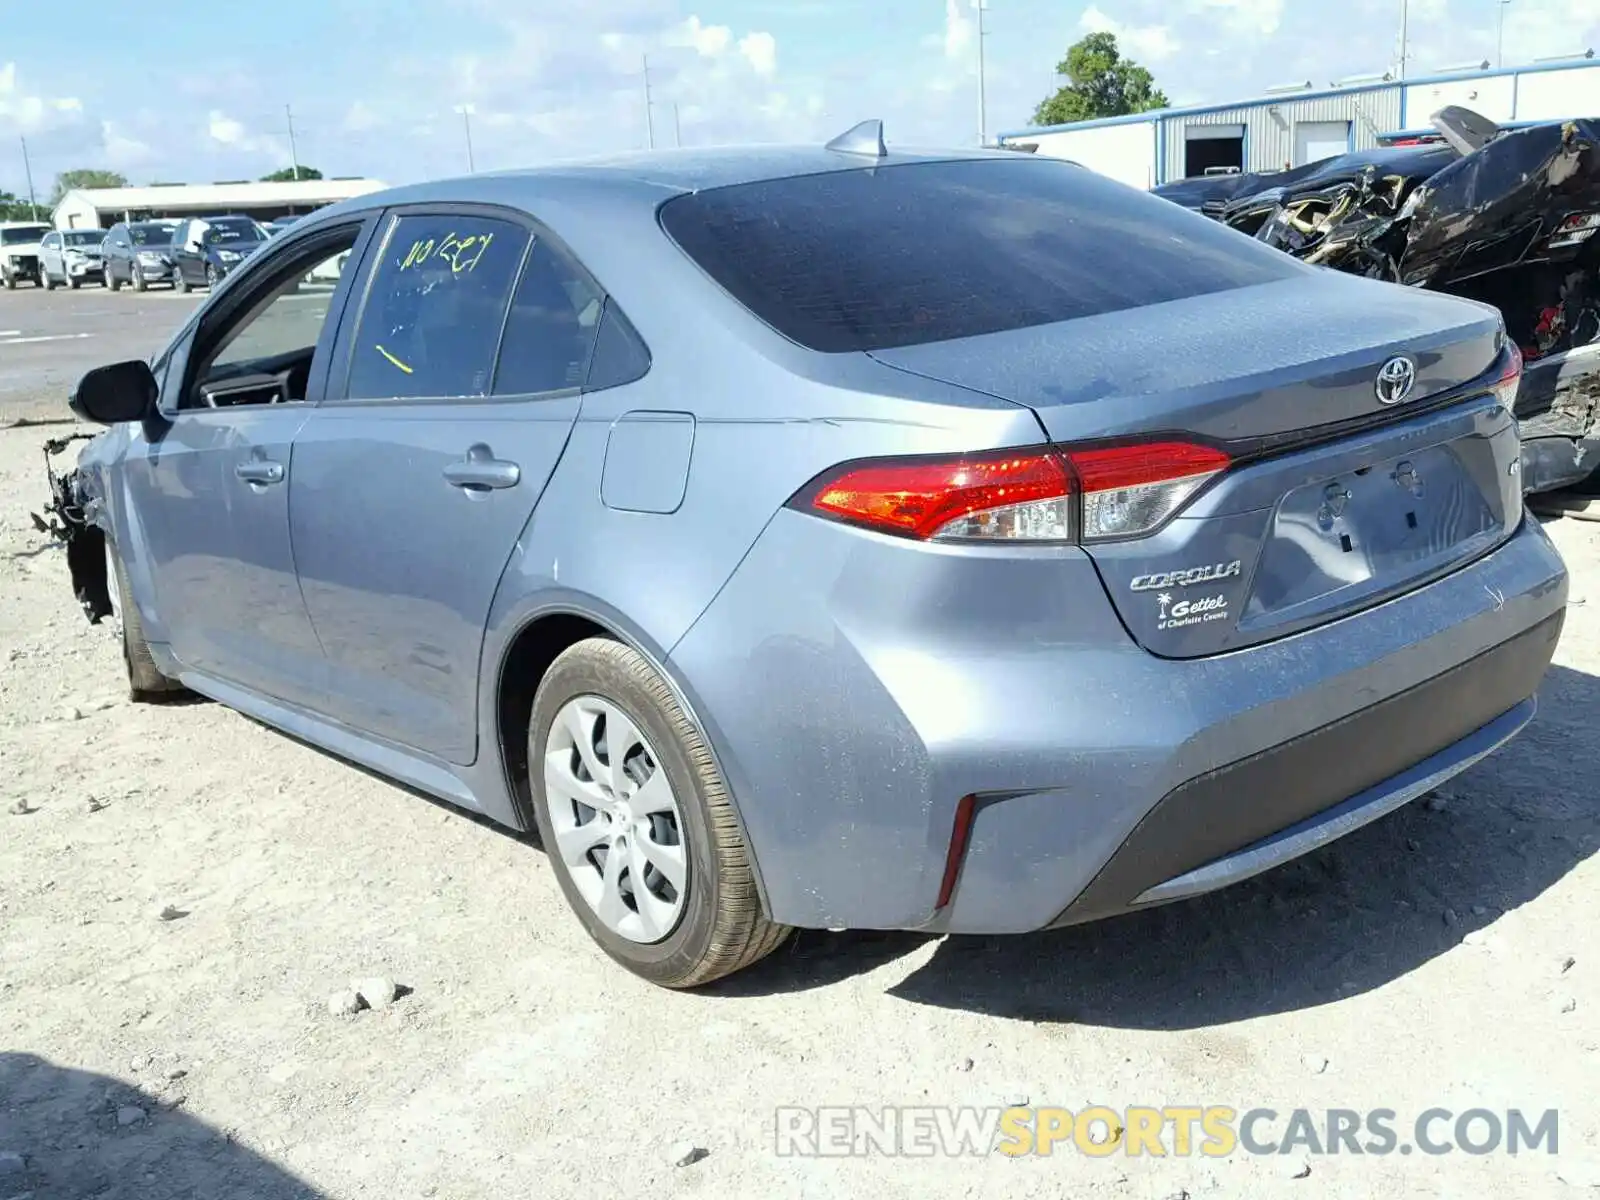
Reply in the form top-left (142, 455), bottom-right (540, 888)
top-left (1033, 32), bottom-right (1169, 126)
top-left (0, 190), bottom-right (44, 221)
top-left (48, 169), bottom-right (129, 204)
top-left (260, 165), bottom-right (323, 182)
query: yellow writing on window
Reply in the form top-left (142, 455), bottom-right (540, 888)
top-left (397, 230), bottom-right (494, 275)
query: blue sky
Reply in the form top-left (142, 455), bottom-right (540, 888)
top-left (3, 0), bottom-right (1598, 197)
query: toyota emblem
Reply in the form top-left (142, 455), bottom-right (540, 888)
top-left (1375, 356), bottom-right (1418, 405)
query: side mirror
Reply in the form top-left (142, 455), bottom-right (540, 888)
top-left (70, 360), bottom-right (158, 425)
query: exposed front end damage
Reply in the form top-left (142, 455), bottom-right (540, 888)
top-left (28, 434), bottom-right (112, 625)
top-left (1153, 108), bottom-right (1600, 494)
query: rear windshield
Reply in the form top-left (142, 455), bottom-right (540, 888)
top-left (658, 157), bottom-right (1303, 353)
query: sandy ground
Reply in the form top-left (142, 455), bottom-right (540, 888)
top-left (2, 289), bottom-right (1599, 1199)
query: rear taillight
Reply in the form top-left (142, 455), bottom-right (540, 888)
top-left (1492, 343), bottom-right (1522, 410)
top-left (1067, 442), bottom-right (1231, 541)
top-left (795, 440), bottom-right (1230, 544)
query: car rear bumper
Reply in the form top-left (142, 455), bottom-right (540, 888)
top-left (1046, 610), bottom-right (1556, 927)
top-left (669, 507), bottom-right (1568, 934)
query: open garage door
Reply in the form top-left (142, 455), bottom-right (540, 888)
top-left (1184, 124), bottom-right (1244, 177)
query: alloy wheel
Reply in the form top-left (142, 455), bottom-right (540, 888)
top-left (542, 695), bottom-right (689, 944)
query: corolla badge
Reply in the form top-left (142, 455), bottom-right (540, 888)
top-left (1375, 355), bottom-right (1418, 406)
top-left (1130, 560), bottom-right (1242, 592)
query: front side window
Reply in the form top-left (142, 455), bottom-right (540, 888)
top-left (344, 212), bottom-right (530, 401)
top-left (210, 241), bottom-right (358, 372)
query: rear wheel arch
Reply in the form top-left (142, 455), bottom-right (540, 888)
top-left (491, 603), bottom-right (775, 921)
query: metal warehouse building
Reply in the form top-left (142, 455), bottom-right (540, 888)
top-left (998, 55), bottom-right (1600, 189)
top-left (51, 177), bottom-right (388, 231)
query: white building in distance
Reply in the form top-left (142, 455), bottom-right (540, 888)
top-left (52, 177), bottom-right (387, 230)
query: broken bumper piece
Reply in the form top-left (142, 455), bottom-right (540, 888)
top-left (28, 434), bottom-right (112, 625)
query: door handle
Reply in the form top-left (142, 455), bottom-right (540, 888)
top-left (443, 447), bottom-right (520, 491)
top-left (235, 460), bottom-right (284, 484)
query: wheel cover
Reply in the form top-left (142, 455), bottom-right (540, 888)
top-left (542, 695), bottom-right (689, 944)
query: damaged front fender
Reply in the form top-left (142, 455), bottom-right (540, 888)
top-left (28, 434), bottom-right (113, 625)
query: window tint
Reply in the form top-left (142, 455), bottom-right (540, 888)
top-left (585, 301), bottom-right (651, 392)
top-left (657, 157), bottom-right (1304, 353)
top-left (346, 213), bottom-right (529, 401)
top-left (490, 239), bottom-right (602, 395)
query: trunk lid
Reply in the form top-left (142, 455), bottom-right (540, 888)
top-left (868, 273), bottom-right (1521, 658)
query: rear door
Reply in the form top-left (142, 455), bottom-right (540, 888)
top-left (289, 204), bottom-right (602, 764)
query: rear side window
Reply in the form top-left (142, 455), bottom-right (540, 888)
top-left (346, 213), bottom-right (530, 401)
top-left (658, 157), bottom-right (1303, 353)
top-left (490, 239), bottom-right (602, 396)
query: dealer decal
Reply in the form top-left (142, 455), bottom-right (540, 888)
top-left (1156, 592), bottom-right (1229, 630)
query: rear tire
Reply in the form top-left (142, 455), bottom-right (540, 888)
top-left (528, 638), bottom-right (790, 987)
top-left (107, 541), bottom-right (189, 703)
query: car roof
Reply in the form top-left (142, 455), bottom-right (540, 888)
top-left (316, 143), bottom-right (1025, 219)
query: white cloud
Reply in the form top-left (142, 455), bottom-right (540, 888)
top-left (739, 31), bottom-right (778, 75)
top-left (942, 0), bottom-right (974, 59)
top-left (343, 101), bottom-right (381, 133)
top-left (207, 110), bottom-right (246, 145)
top-left (1080, 5), bottom-right (1180, 62)
top-left (0, 61), bottom-right (85, 136)
top-left (668, 15), bottom-right (732, 57)
top-left (101, 121), bottom-right (153, 170)
top-left (1190, 0), bottom-right (1284, 38)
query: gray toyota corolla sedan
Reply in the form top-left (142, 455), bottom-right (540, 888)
top-left (46, 122), bottom-right (1568, 987)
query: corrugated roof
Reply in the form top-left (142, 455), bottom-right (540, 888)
top-left (58, 177), bottom-right (388, 212)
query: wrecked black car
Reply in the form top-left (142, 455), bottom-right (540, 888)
top-left (1153, 106), bottom-right (1600, 495)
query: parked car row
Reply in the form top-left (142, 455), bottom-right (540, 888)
top-left (0, 214), bottom-right (292, 294)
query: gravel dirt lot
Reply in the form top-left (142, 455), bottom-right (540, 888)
top-left (2, 289), bottom-right (1598, 1199)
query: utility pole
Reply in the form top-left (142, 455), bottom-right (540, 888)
top-left (284, 104), bottom-right (301, 181)
top-left (643, 55), bottom-right (656, 149)
top-left (1397, 0), bottom-right (1409, 79)
top-left (19, 136), bottom-right (38, 219)
top-left (456, 103), bottom-right (476, 172)
top-left (673, 103), bottom-right (682, 148)
top-left (1497, 0), bottom-right (1512, 68)
top-left (976, 0), bottom-right (988, 147)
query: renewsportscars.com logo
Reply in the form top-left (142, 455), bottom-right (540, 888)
top-left (774, 1106), bottom-right (1562, 1159)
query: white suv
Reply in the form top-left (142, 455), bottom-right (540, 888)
top-left (0, 221), bottom-right (52, 289)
